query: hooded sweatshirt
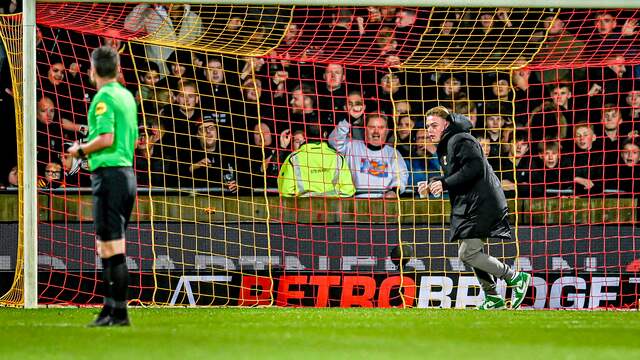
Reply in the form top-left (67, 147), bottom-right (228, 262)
top-left (435, 112), bottom-right (511, 241)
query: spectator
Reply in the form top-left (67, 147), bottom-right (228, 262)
top-left (166, 49), bottom-right (196, 90)
top-left (337, 90), bottom-right (367, 141)
top-left (318, 63), bottom-right (347, 127)
top-left (3, 165), bottom-right (18, 189)
top-left (167, 4), bottom-right (204, 44)
top-left (0, 1), bottom-right (19, 14)
top-left (135, 119), bottom-right (171, 187)
top-left (390, 114), bottom-right (414, 157)
top-left (480, 103), bottom-right (507, 158)
top-left (377, 72), bottom-right (404, 116)
top-left (0, 44), bottom-right (16, 183)
top-left (617, 138), bottom-right (640, 193)
top-left (548, 82), bottom-right (589, 127)
top-left (483, 73), bottom-right (513, 109)
top-left (239, 77), bottom-right (264, 120)
top-left (136, 60), bottom-right (162, 94)
top-left (499, 130), bottom-right (532, 196)
top-left (600, 105), bottom-right (627, 168)
top-left (318, 9), bottom-right (366, 59)
top-left (39, 161), bottom-right (63, 189)
top-left (262, 53), bottom-right (291, 109)
top-left (40, 57), bottom-right (89, 139)
top-left (124, 4), bottom-right (203, 75)
top-left (530, 141), bottom-right (573, 197)
top-left (512, 62), bottom-right (544, 128)
top-left (187, 119), bottom-right (239, 193)
top-left (239, 56), bottom-right (268, 82)
top-left (199, 55), bottom-right (244, 149)
top-left (136, 61), bottom-right (171, 113)
top-left (289, 84), bottom-right (319, 133)
top-left (280, 129), bottom-right (306, 153)
top-left (449, 98), bottom-right (479, 128)
top-left (406, 127), bottom-right (440, 195)
top-left (392, 8), bottom-right (429, 59)
top-left (39, 58), bottom-right (74, 128)
top-left (101, 35), bottom-right (137, 89)
top-left (36, 96), bottom-right (66, 165)
top-left (437, 73), bottom-right (465, 102)
top-left (278, 123), bottom-right (355, 197)
top-left (249, 121), bottom-right (282, 189)
top-left (624, 87), bottom-right (640, 125)
top-left (394, 100), bottom-right (412, 116)
top-left (572, 123), bottom-right (604, 195)
top-left (592, 11), bottom-right (637, 55)
top-left (588, 55), bottom-right (634, 109)
top-left (538, 15), bottom-right (586, 81)
top-left (529, 101), bottom-right (571, 143)
top-left (329, 114), bottom-right (408, 198)
top-left (160, 80), bottom-right (202, 172)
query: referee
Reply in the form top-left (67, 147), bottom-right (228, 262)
top-left (421, 106), bottom-right (531, 310)
top-left (68, 46), bottom-right (138, 326)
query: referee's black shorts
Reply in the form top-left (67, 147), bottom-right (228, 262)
top-left (91, 166), bottom-right (137, 241)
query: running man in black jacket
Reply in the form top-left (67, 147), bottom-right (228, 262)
top-left (421, 106), bottom-right (531, 310)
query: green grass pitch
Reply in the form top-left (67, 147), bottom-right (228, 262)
top-left (1, 308), bottom-right (639, 359)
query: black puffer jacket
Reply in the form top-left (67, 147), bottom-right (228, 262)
top-left (435, 113), bottom-right (511, 242)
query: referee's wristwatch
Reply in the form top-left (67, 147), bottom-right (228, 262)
top-left (77, 146), bottom-right (86, 159)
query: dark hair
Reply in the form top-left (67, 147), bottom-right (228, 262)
top-left (483, 102), bottom-right (505, 118)
top-left (305, 123), bottom-right (322, 140)
top-left (139, 61), bottom-right (160, 75)
top-left (293, 83), bottom-right (315, 95)
top-left (514, 129), bottom-right (529, 142)
top-left (622, 137), bottom-right (640, 149)
top-left (292, 83), bottom-right (316, 106)
top-left (602, 103), bottom-right (620, 113)
top-left (206, 54), bottom-right (224, 66)
top-left (167, 49), bottom-right (192, 65)
top-left (91, 45), bottom-right (119, 79)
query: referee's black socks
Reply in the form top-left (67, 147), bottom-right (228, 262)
top-left (100, 257), bottom-right (113, 318)
top-left (101, 253), bottom-right (129, 320)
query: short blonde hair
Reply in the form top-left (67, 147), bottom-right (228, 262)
top-left (425, 106), bottom-right (451, 120)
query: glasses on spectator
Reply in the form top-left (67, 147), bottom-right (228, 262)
top-left (198, 124), bottom-right (216, 134)
top-left (45, 170), bottom-right (61, 178)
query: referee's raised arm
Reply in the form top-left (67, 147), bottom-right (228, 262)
top-left (68, 46), bottom-right (138, 327)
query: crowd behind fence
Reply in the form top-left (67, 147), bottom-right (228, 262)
top-left (0, 6), bottom-right (639, 202)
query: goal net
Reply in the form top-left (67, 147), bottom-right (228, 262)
top-left (1, 3), bottom-right (639, 309)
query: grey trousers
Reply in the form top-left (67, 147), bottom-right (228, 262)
top-left (458, 238), bottom-right (515, 296)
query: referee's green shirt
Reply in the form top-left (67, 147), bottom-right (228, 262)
top-left (86, 81), bottom-right (138, 172)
